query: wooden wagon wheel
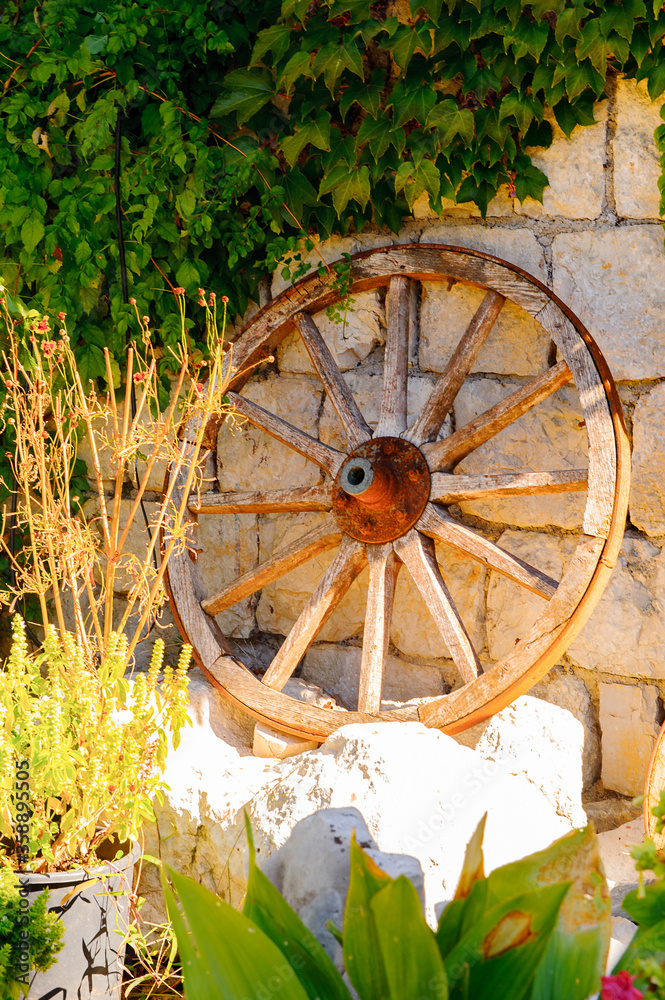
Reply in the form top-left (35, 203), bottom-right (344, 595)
top-left (165, 243), bottom-right (630, 742)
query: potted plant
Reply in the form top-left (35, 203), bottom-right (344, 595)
top-left (0, 287), bottom-right (230, 998)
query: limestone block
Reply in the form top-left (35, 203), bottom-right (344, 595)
top-left (420, 225), bottom-right (547, 280)
top-left (515, 103), bottom-right (608, 219)
top-left (391, 538), bottom-right (486, 660)
top-left (614, 78), bottom-right (664, 220)
top-left (584, 797), bottom-right (642, 834)
top-left (261, 807), bottom-right (424, 960)
top-left (318, 371), bottom-right (451, 452)
top-left (629, 383), bottom-right (665, 537)
top-left (301, 642), bottom-right (445, 710)
top-left (253, 722), bottom-right (319, 759)
top-left (419, 281), bottom-right (550, 377)
top-left (243, 722), bottom-right (576, 922)
top-left (486, 531), bottom-right (578, 662)
top-left (216, 374), bottom-right (323, 491)
top-left (196, 511), bottom-right (258, 638)
top-left (453, 379), bottom-right (588, 529)
top-left (529, 668), bottom-right (601, 789)
top-left (256, 513), bottom-right (369, 642)
top-left (597, 816), bottom-right (649, 913)
top-left (552, 227), bottom-right (665, 380)
top-left (412, 185), bottom-right (515, 219)
top-left (567, 533), bottom-right (665, 680)
top-left (599, 682), bottom-right (661, 797)
top-left (475, 695), bottom-right (587, 827)
top-left (277, 290), bottom-right (385, 373)
top-left (82, 497), bottom-right (162, 595)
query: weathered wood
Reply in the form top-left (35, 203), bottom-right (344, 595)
top-left (430, 469), bottom-right (588, 504)
top-left (536, 301), bottom-right (616, 538)
top-left (645, 722), bottom-right (665, 847)
top-left (261, 535), bottom-right (367, 690)
top-left (189, 485), bottom-right (332, 515)
top-left (417, 503), bottom-right (558, 599)
top-left (419, 534), bottom-right (606, 731)
top-left (407, 290), bottom-right (505, 445)
top-left (422, 361), bottom-right (573, 472)
top-left (228, 390), bottom-right (345, 477)
top-left (294, 311), bottom-right (372, 449)
top-left (376, 276), bottom-right (411, 437)
top-left (201, 516), bottom-right (342, 617)
top-left (358, 543), bottom-right (400, 714)
top-left (394, 529), bottom-right (481, 684)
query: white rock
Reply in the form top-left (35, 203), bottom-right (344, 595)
top-left (599, 682), bottom-right (661, 798)
top-left (453, 380), bottom-right (588, 530)
top-left (529, 668), bottom-right (601, 789)
top-left (261, 807), bottom-right (424, 957)
top-left (474, 695), bottom-right (587, 828)
top-left (629, 382), bottom-right (665, 537)
top-left (598, 816), bottom-right (650, 914)
top-left (614, 78), bottom-right (664, 220)
top-left (243, 722), bottom-right (576, 922)
top-left (277, 290), bottom-right (385, 373)
top-left (552, 227), bottom-right (665, 380)
top-left (253, 722), bottom-right (319, 759)
top-left (216, 374), bottom-right (323, 491)
top-left (419, 282), bottom-right (550, 377)
top-left (515, 104), bottom-right (608, 219)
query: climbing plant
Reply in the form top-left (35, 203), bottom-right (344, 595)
top-left (0, 0), bottom-right (664, 378)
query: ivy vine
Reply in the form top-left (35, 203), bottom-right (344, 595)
top-left (0, 0), bottom-right (663, 382)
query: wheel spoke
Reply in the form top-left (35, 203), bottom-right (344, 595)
top-left (376, 276), bottom-right (411, 437)
top-left (189, 485), bottom-right (332, 515)
top-left (422, 360), bottom-right (573, 472)
top-left (358, 543), bottom-right (400, 714)
top-left (201, 515), bottom-right (342, 617)
top-left (430, 469), bottom-right (588, 504)
top-left (417, 503), bottom-right (558, 599)
top-left (261, 535), bottom-right (367, 690)
top-left (406, 290), bottom-right (505, 445)
top-left (228, 390), bottom-right (345, 477)
top-left (294, 311), bottom-right (372, 449)
top-left (393, 529), bottom-right (481, 684)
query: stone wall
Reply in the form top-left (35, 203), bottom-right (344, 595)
top-left (124, 75), bottom-right (665, 800)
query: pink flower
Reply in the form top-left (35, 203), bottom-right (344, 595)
top-left (209, 291), bottom-right (216, 300)
top-left (198, 287), bottom-right (205, 296)
top-left (174, 286), bottom-right (185, 295)
top-left (57, 311), bottom-right (66, 321)
top-left (198, 298), bottom-right (205, 307)
top-left (601, 971), bottom-right (643, 1000)
top-left (37, 318), bottom-right (49, 331)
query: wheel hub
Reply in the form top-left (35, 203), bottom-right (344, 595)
top-left (332, 437), bottom-right (431, 543)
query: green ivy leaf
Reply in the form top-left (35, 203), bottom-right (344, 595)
top-left (530, 0), bottom-right (566, 19)
top-left (175, 259), bottom-right (200, 291)
top-left (280, 112), bottom-right (331, 166)
top-left (504, 19), bottom-right (550, 59)
top-left (428, 99), bottom-right (475, 146)
top-left (555, 6), bottom-right (591, 46)
top-left (339, 74), bottom-right (383, 119)
top-left (319, 164), bottom-right (371, 213)
top-left (355, 111), bottom-right (403, 159)
top-left (410, 0), bottom-right (445, 17)
top-left (515, 162), bottom-right (549, 203)
top-left (210, 68), bottom-right (274, 124)
top-left (394, 158), bottom-right (441, 211)
top-left (576, 20), bottom-right (615, 73)
top-left (385, 24), bottom-right (431, 71)
top-left (75, 343), bottom-right (107, 385)
top-left (21, 215), bottom-right (45, 254)
top-left (386, 81), bottom-right (437, 127)
top-left (313, 42), bottom-right (364, 94)
top-left (648, 58), bottom-right (665, 100)
top-left (600, 0), bottom-right (644, 40)
top-left (499, 90), bottom-right (537, 132)
top-left (565, 57), bottom-right (605, 98)
top-left (278, 50), bottom-right (314, 93)
top-left (251, 23), bottom-right (293, 65)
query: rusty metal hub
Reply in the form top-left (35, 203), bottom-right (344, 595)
top-left (332, 437), bottom-right (431, 543)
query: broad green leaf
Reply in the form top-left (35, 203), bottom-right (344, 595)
top-left (387, 81), bottom-right (437, 127)
top-left (329, 165), bottom-right (371, 214)
top-left (75, 343), bottom-right (107, 385)
top-left (576, 20), bottom-right (614, 73)
top-left (21, 215), bottom-right (45, 254)
top-left (163, 866), bottom-right (310, 1000)
top-left (555, 5), bottom-right (591, 46)
top-left (280, 112), bottom-right (331, 166)
top-left (282, 169), bottom-right (319, 219)
top-left (622, 880), bottom-right (665, 928)
top-left (175, 259), bottom-right (200, 291)
top-left (355, 111), bottom-right (397, 160)
top-left (343, 833), bottom-right (392, 1000)
top-left (428, 99), bottom-right (475, 147)
top-left (281, 0), bottom-right (311, 22)
top-left (648, 59), bottom-right (665, 101)
top-left (385, 24), bottom-right (431, 71)
top-left (176, 189), bottom-right (196, 219)
top-left (504, 20), bottom-right (549, 59)
top-left (395, 158), bottom-right (441, 211)
top-left (565, 59), bottom-right (605, 100)
top-left (482, 826), bottom-right (610, 1000)
top-left (613, 919), bottom-right (665, 982)
top-left (251, 23), bottom-right (293, 65)
top-left (371, 876), bottom-right (448, 1000)
top-left (313, 42), bottom-right (363, 94)
top-left (242, 817), bottom-right (352, 1000)
top-left (530, 0), bottom-right (565, 19)
top-left (499, 90), bottom-right (537, 132)
top-left (210, 68), bottom-right (274, 124)
top-left (340, 70), bottom-right (384, 118)
top-left (443, 883), bottom-right (570, 1000)
top-left (600, 2), bottom-right (642, 40)
top-left (410, 0), bottom-right (445, 17)
top-left (278, 50), bottom-right (313, 93)
top-left (75, 239), bottom-right (91, 265)
top-left (437, 815), bottom-right (488, 958)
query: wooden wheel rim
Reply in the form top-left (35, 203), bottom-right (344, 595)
top-left (165, 243), bottom-right (630, 740)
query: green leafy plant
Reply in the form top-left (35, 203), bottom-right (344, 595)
top-left (1, 0), bottom-right (664, 379)
top-left (0, 859), bottom-right (64, 1000)
top-left (162, 812), bottom-right (613, 1000)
